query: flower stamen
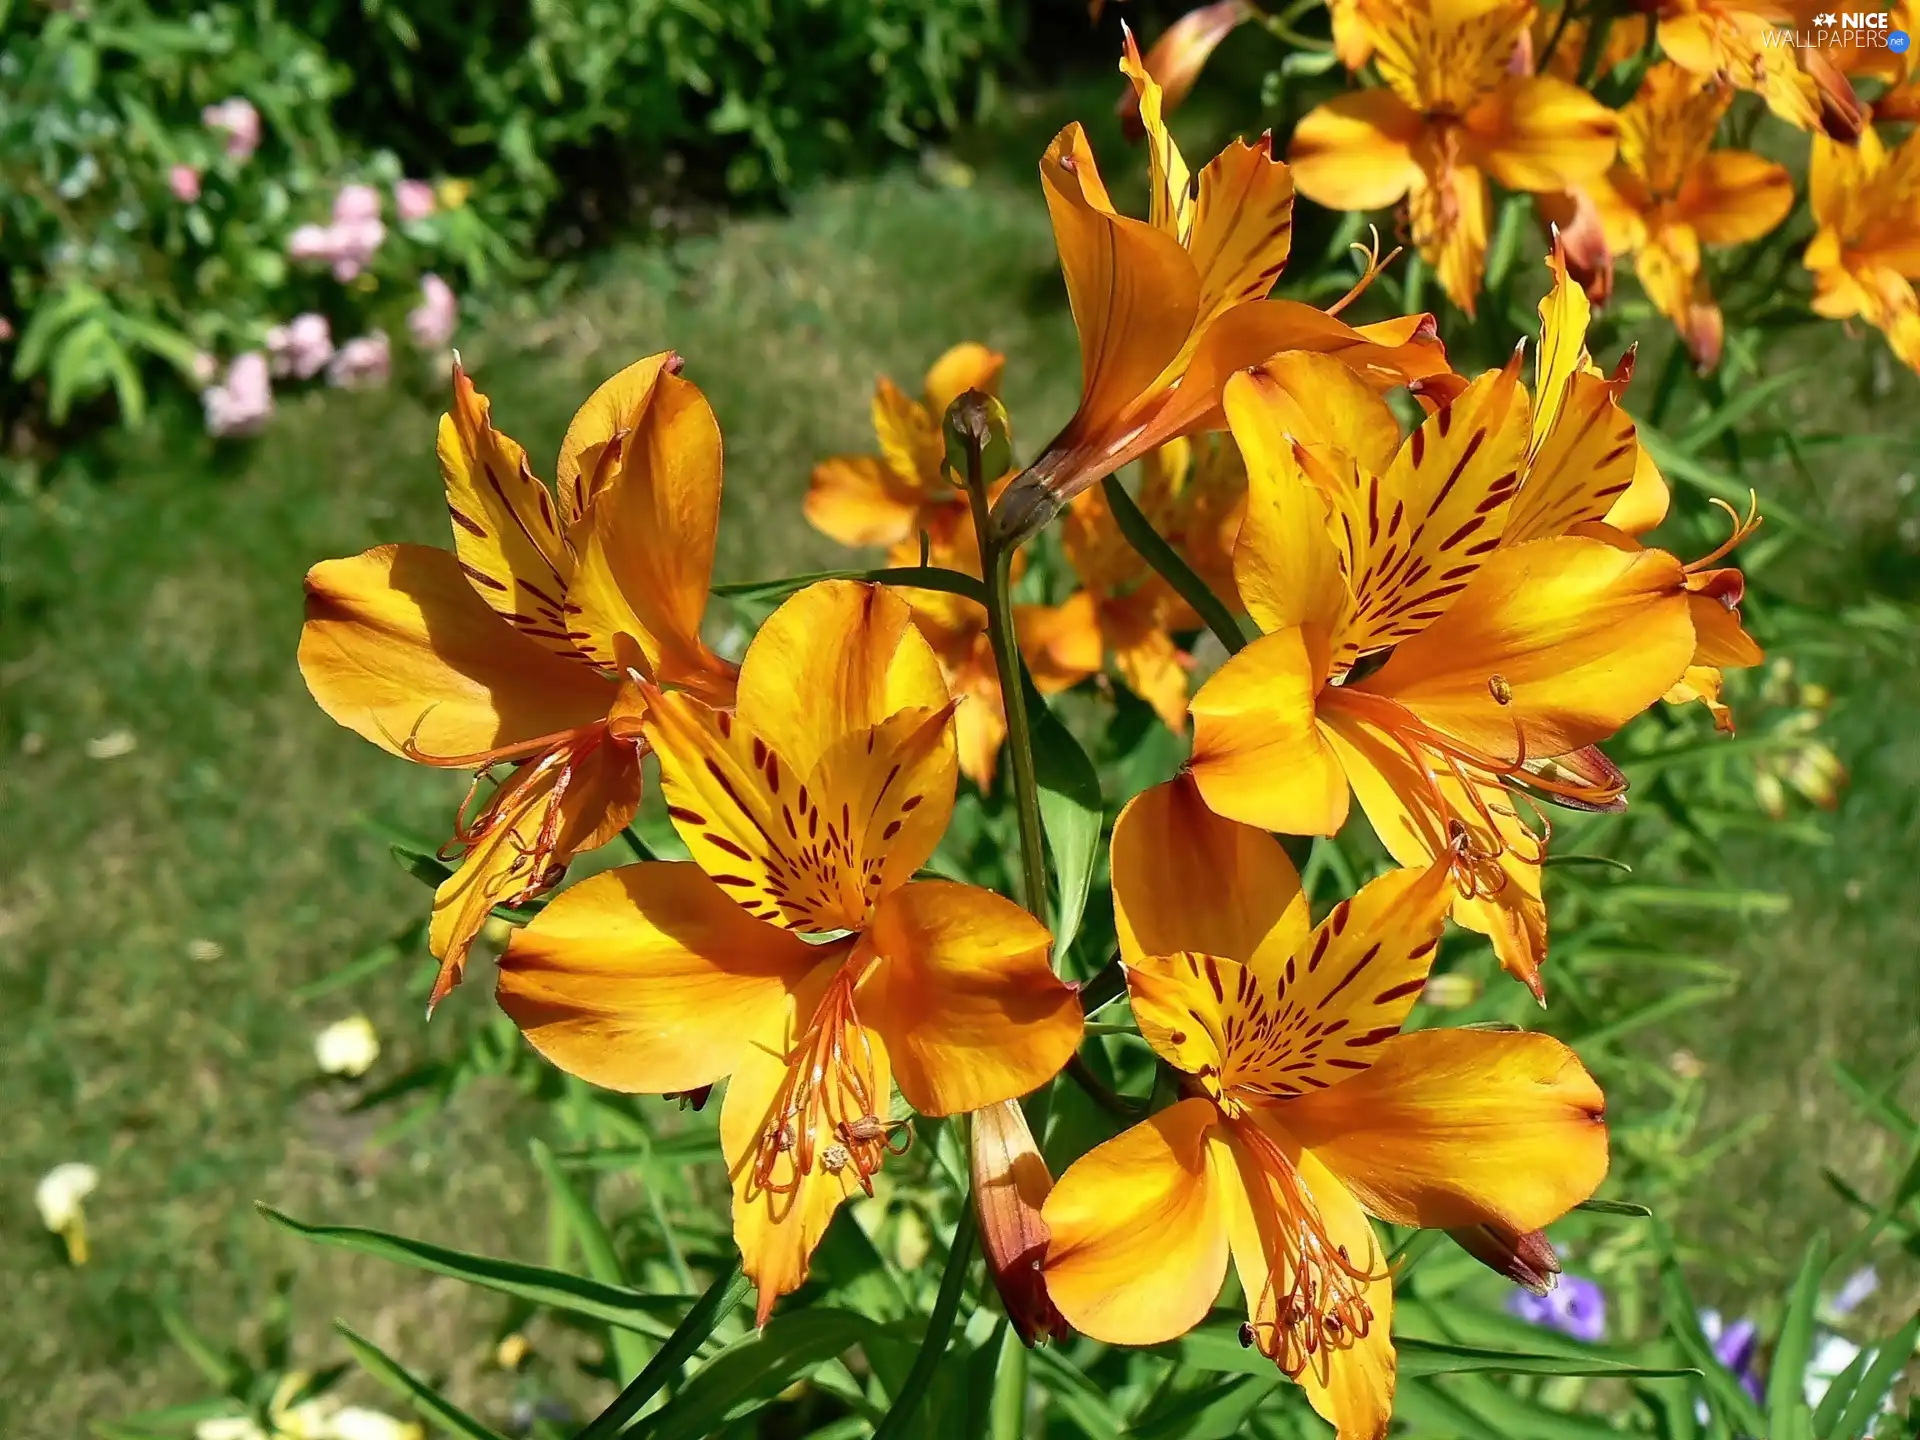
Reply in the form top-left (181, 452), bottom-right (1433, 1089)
top-left (750, 966), bottom-right (891, 1201)
top-left (1687, 490), bottom-right (1763, 574)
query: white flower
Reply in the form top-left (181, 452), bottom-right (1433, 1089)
top-left (85, 729), bottom-right (138, 759)
top-left (314, 1016), bottom-right (380, 1078)
top-left (193, 1417), bottom-right (268, 1440)
top-left (328, 1407), bottom-right (424, 1440)
top-left (1804, 1332), bottom-right (1863, 1409)
top-left (36, 1162), bottom-right (98, 1264)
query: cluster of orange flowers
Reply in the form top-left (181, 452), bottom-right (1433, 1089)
top-left (1142, 0), bottom-right (1920, 373)
top-left (297, 38), bottom-right (1763, 1440)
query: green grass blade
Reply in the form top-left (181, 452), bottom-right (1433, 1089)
top-left (580, 1258), bottom-right (749, 1439)
top-left (530, 1138), bottom-right (650, 1381)
top-left (1576, 1197), bottom-right (1654, 1217)
top-left (1831, 1313), bottom-right (1920, 1438)
top-left (155, 1302), bottom-right (239, 1392)
top-left (638, 1309), bottom-right (886, 1440)
top-left (335, 1322), bottom-right (507, 1440)
top-left (1026, 679), bottom-right (1102, 965)
top-left (712, 565), bottom-right (987, 605)
top-left (257, 1205), bottom-right (681, 1338)
top-left (1767, 1233), bottom-right (1830, 1440)
top-left (869, 1208), bottom-right (978, 1440)
top-left (1812, 1340), bottom-right (1875, 1436)
top-left (1396, 1337), bottom-right (1699, 1379)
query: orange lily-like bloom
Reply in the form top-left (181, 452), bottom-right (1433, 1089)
top-left (1559, 64), bottom-right (1794, 370)
top-left (805, 342), bottom-right (1006, 551)
top-left (495, 581), bottom-right (1083, 1322)
top-left (1653, 0), bottom-right (1866, 138)
top-left (1806, 125), bottom-right (1920, 376)
top-left (989, 32), bottom-right (1449, 548)
top-left (1290, 0), bottom-right (1618, 315)
top-left (1016, 435), bottom-right (1247, 730)
top-left (806, 344), bottom-right (1014, 788)
top-left (1043, 778), bottom-right (1608, 1439)
top-left (300, 357), bottom-right (737, 1005)
top-left (1184, 265), bottom-right (1708, 993)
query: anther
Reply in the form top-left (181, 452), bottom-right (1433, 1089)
top-left (1487, 673), bottom-right (1513, 706)
top-left (820, 1143), bottom-right (851, 1174)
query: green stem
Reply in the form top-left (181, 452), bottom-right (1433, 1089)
top-left (620, 825), bottom-right (655, 863)
top-left (988, 1320), bottom-right (1030, 1440)
top-left (965, 457), bottom-right (1050, 921)
top-left (1099, 475), bottom-right (1246, 656)
top-left (576, 1257), bottom-right (747, 1440)
top-left (871, 1206), bottom-right (979, 1440)
top-left (1066, 1055), bottom-right (1145, 1121)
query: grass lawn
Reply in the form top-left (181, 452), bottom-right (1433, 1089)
top-left (3, 92), bottom-right (1918, 1436)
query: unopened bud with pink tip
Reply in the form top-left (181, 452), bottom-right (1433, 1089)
top-left (1446, 1222), bottom-right (1562, 1296)
top-left (971, 1098), bottom-right (1067, 1344)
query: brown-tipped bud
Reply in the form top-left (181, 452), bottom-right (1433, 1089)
top-left (942, 390), bottom-right (1013, 492)
top-left (971, 1099), bottom-right (1068, 1345)
top-left (1447, 1223), bottom-right (1561, 1296)
top-left (1683, 301), bottom-right (1726, 374)
top-left (1555, 193), bottom-right (1616, 307)
top-left (1115, 1), bottom-right (1252, 140)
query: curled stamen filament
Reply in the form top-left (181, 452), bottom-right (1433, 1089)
top-left (1327, 224), bottom-right (1405, 318)
top-left (751, 967), bottom-right (890, 1199)
top-left (435, 727), bottom-right (607, 909)
top-left (1688, 490), bottom-right (1763, 573)
top-left (1232, 1117), bottom-right (1381, 1381)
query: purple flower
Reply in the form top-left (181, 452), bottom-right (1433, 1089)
top-left (265, 313), bottom-right (334, 380)
top-left (1830, 1265), bottom-right (1879, 1318)
top-left (1508, 1273), bottom-right (1606, 1344)
top-left (406, 274), bottom-right (458, 349)
top-left (201, 98), bottom-right (260, 161)
top-left (393, 179), bottom-right (436, 222)
top-left (168, 164), bottom-right (201, 203)
top-left (202, 353), bottom-right (273, 436)
top-left (1700, 1310), bottom-right (1764, 1404)
top-left (327, 332), bottom-right (390, 389)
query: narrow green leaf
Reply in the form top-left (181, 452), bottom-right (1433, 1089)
top-left (1659, 1251), bottom-right (1768, 1434)
top-left (1828, 1060), bottom-right (1920, 1139)
top-left (290, 924), bottom-right (421, 1001)
top-left (1126, 1373), bottom-right (1284, 1439)
top-left (1025, 680), bottom-right (1102, 965)
top-left (870, 1209), bottom-right (978, 1440)
top-left (638, 1309), bottom-right (884, 1440)
top-left (575, 1260), bottom-right (748, 1440)
top-left (1768, 1233), bottom-right (1830, 1440)
top-left (1397, 1337), bottom-right (1699, 1380)
top-left (1831, 1313), bottom-right (1920, 1439)
top-left (530, 1138), bottom-right (650, 1382)
top-left (156, 1302), bottom-right (239, 1391)
top-left (712, 566), bottom-right (987, 605)
top-left (257, 1205), bottom-right (680, 1338)
top-left (1027, 1344), bottom-right (1125, 1439)
top-left (1812, 1340), bottom-right (1877, 1437)
top-left (1392, 1377), bottom-right (1528, 1438)
top-left (1576, 1198), bottom-right (1654, 1217)
top-left (335, 1322), bottom-right (508, 1440)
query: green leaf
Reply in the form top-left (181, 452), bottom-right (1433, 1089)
top-left (1397, 1337), bottom-right (1699, 1380)
top-left (1576, 1197), bottom-right (1654, 1217)
top-left (530, 1138), bottom-right (651, 1381)
top-left (1658, 1245), bottom-right (1768, 1434)
top-left (1027, 1344), bottom-right (1125, 1439)
top-left (1126, 1374), bottom-right (1285, 1439)
top-left (1026, 681), bottom-right (1102, 964)
top-left (637, 1308), bottom-right (885, 1440)
top-left (577, 1260), bottom-right (749, 1440)
top-left (156, 1302), bottom-right (239, 1392)
top-left (712, 565), bottom-right (987, 606)
top-left (1767, 1233), bottom-right (1829, 1440)
top-left (335, 1322), bottom-right (508, 1440)
top-left (1830, 1313), bottom-right (1920, 1439)
top-left (258, 1205), bottom-right (681, 1338)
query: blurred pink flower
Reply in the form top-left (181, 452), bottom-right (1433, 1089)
top-left (333, 184), bottom-right (381, 225)
top-left (169, 165), bottom-right (202, 203)
top-left (202, 353), bottom-right (273, 436)
top-left (201, 98), bottom-right (261, 162)
top-left (0, 317), bottom-right (14, 343)
top-left (407, 274), bottom-right (458, 349)
top-left (394, 179), bottom-right (436, 222)
top-left (327, 332), bottom-right (390, 389)
top-left (266, 313), bottom-right (335, 380)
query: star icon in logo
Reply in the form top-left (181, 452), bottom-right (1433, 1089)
top-left (1815, 11), bottom-right (1837, 23)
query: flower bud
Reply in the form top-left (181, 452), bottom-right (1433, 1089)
top-left (971, 1099), bottom-right (1066, 1345)
top-left (942, 391), bottom-right (1013, 493)
top-left (1115, 3), bottom-right (1252, 138)
top-left (1446, 1222), bottom-right (1561, 1296)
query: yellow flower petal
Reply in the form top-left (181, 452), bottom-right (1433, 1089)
top-left (1110, 774), bottom-right (1308, 970)
top-left (737, 580), bottom-right (950, 781)
top-left (1358, 535), bottom-right (1694, 763)
top-left (1187, 135), bottom-right (1297, 330)
top-left (1042, 1098), bottom-right (1232, 1345)
top-left (1677, 150), bottom-right (1796, 246)
top-left (1605, 444), bottom-right (1672, 536)
top-left (1289, 91), bottom-right (1425, 211)
top-left (722, 995), bottom-right (893, 1325)
top-left (1189, 627), bottom-right (1350, 836)
top-left (552, 352), bottom-right (678, 523)
top-left (1234, 352), bottom-right (1403, 479)
top-left (562, 368), bottom-right (732, 685)
top-left (497, 862), bottom-right (826, 1094)
top-left (1016, 591), bottom-right (1105, 695)
top-left (923, 342), bottom-right (1007, 420)
top-left (872, 375), bottom-right (945, 498)
top-left (805, 454), bottom-right (925, 549)
top-left (299, 543), bottom-right (614, 760)
top-left (437, 366), bottom-right (574, 657)
top-left (1120, 27), bottom-right (1196, 242)
top-left (1104, 594), bottom-right (1191, 729)
top-left (858, 881), bottom-right (1079, 1115)
top-left (1505, 372), bottom-right (1641, 545)
top-left (1282, 1028), bottom-right (1608, 1231)
top-left (1468, 76), bottom-right (1620, 194)
top-left (1408, 156), bottom-right (1491, 315)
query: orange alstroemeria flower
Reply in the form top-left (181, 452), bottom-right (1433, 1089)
top-left (1654, 0), bottom-right (1866, 139)
top-left (1184, 262), bottom-right (1712, 993)
top-left (989, 32), bottom-right (1449, 548)
top-left (496, 581), bottom-right (1083, 1322)
top-left (1290, 0), bottom-right (1618, 315)
top-left (300, 357), bottom-right (737, 1005)
top-left (1555, 64), bottom-right (1794, 370)
top-left (1806, 125), bottom-right (1920, 376)
top-left (1043, 778), bottom-right (1609, 1440)
top-left (806, 344), bottom-right (1015, 788)
top-left (1017, 435), bottom-right (1247, 729)
top-left (805, 342), bottom-right (1006, 550)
